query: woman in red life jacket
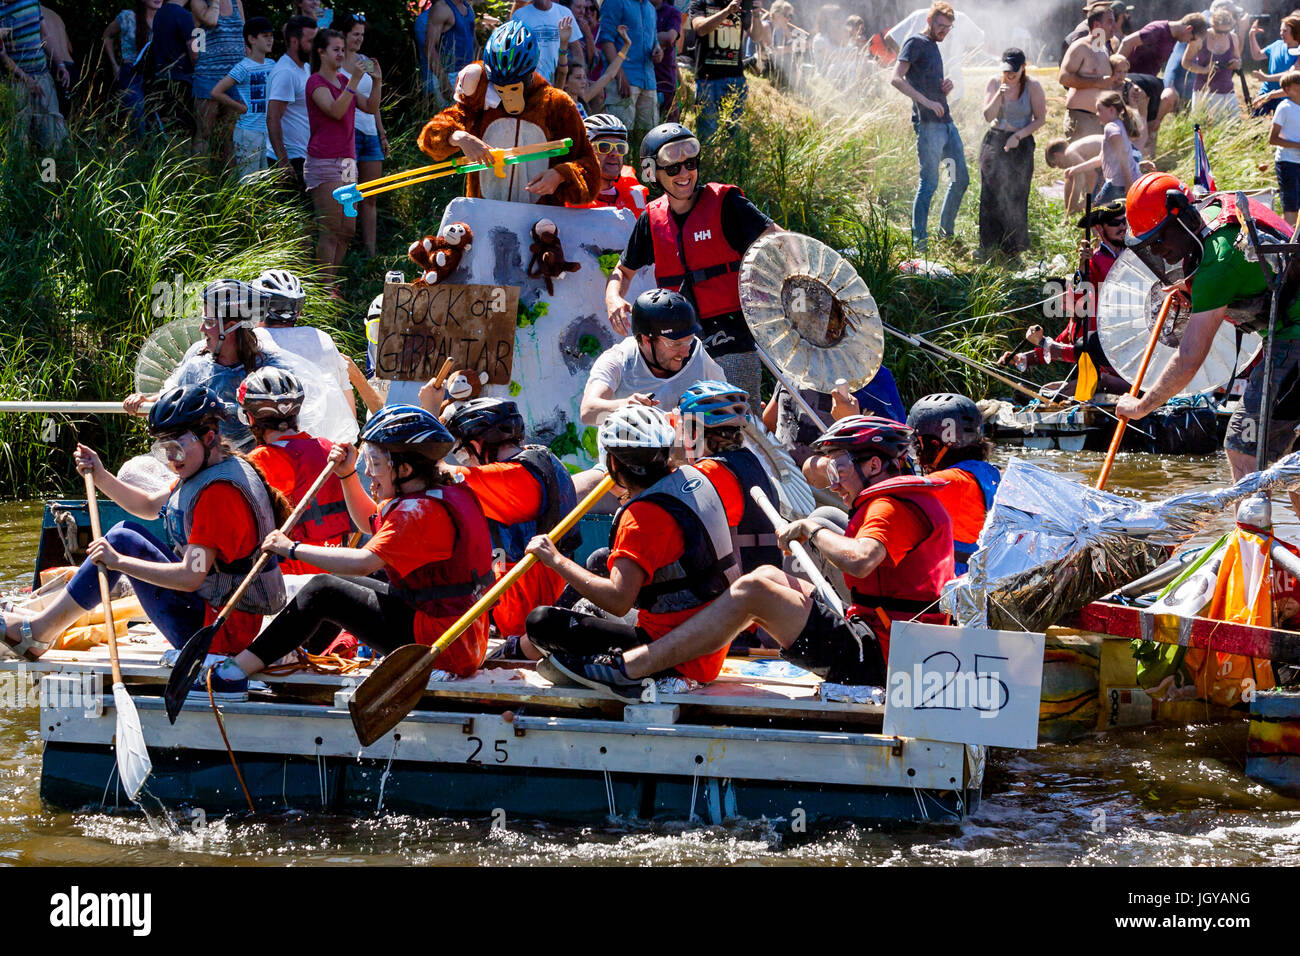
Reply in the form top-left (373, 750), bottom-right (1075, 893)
top-left (1, 385), bottom-right (289, 703)
top-left (207, 404), bottom-right (495, 686)
top-left (237, 367), bottom-right (352, 575)
top-left (906, 392), bottom-right (1000, 576)
top-left (531, 416), bottom-right (954, 695)
top-left (442, 397), bottom-right (581, 660)
top-left (522, 403), bottom-right (744, 695)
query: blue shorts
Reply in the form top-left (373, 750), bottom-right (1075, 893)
top-left (1278, 160), bottom-right (1300, 213)
top-left (355, 130), bottom-right (384, 162)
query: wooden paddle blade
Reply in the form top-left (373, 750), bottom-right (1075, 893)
top-left (348, 643), bottom-right (437, 746)
top-left (163, 623), bottom-right (219, 723)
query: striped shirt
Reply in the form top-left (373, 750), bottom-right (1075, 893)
top-left (0, 0), bottom-right (46, 75)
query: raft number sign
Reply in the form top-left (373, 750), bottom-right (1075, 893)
top-left (376, 282), bottom-right (520, 383)
top-left (882, 622), bottom-right (1045, 750)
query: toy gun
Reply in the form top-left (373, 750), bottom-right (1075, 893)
top-left (332, 137), bottom-right (574, 217)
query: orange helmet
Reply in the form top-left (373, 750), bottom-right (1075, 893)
top-left (1126, 172), bottom-right (1192, 242)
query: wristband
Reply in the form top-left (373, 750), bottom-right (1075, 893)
top-left (288, 542), bottom-right (299, 561)
top-left (339, 469), bottom-right (357, 479)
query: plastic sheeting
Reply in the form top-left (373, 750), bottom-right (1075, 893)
top-left (944, 451), bottom-right (1300, 631)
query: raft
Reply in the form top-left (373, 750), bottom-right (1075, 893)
top-left (13, 501), bottom-right (983, 827)
top-left (985, 398), bottom-right (1226, 455)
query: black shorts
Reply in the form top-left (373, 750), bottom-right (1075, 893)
top-left (781, 590), bottom-right (886, 686)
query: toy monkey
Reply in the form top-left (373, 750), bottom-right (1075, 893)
top-left (526, 218), bottom-right (580, 295)
top-left (408, 221), bottom-right (474, 286)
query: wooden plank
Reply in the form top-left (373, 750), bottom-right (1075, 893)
top-left (1069, 602), bottom-right (1300, 665)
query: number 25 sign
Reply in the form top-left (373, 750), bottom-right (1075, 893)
top-left (882, 622), bottom-right (1045, 750)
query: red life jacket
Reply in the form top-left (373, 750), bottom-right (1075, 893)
top-left (263, 434), bottom-right (352, 546)
top-left (570, 167), bottom-right (648, 213)
top-left (379, 484), bottom-right (495, 638)
top-left (842, 475), bottom-right (955, 661)
top-left (927, 460), bottom-right (1000, 574)
top-left (647, 183), bottom-right (743, 321)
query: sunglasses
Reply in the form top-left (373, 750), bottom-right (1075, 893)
top-left (150, 431), bottom-right (200, 464)
top-left (352, 11), bottom-right (367, 21)
top-left (593, 140), bottom-right (629, 156)
top-left (660, 157), bottom-right (699, 176)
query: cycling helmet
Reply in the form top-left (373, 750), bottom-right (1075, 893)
top-left (630, 288), bottom-right (701, 341)
top-left (202, 278), bottom-right (268, 328)
top-left (360, 403), bottom-right (455, 461)
top-left (251, 269), bottom-right (306, 325)
top-left (678, 380), bottom-right (750, 427)
top-left (811, 415), bottom-right (914, 461)
top-left (237, 368), bottom-right (305, 427)
top-left (598, 404), bottom-right (675, 478)
top-left (147, 385), bottom-right (226, 436)
top-left (638, 122), bottom-right (700, 183)
top-left (483, 20), bottom-right (539, 86)
top-left (906, 393), bottom-right (983, 449)
top-left (446, 397), bottom-right (526, 449)
top-left (584, 112), bottom-right (628, 142)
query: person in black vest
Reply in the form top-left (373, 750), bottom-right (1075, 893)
top-left (605, 121), bottom-right (780, 413)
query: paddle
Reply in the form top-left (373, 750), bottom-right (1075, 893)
top-left (84, 472), bottom-right (153, 802)
top-left (163, 459), bottom-right (340, 722)
top-left (1095, 290), bottom-right (1177, 491)
top-left (348, 473), bottom-right (616, 747)
top-left (748, 486), bottom-right (848, 618)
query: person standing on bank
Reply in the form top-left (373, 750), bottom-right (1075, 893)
top-left (978, 48), bottom-right (1045, 259)
top-left (605, 122), bottom-right (779, 410)
top-left (891, 1), bottom-right (968, 253)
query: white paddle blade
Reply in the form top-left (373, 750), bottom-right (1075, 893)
top-left (112, 682), bottom-right (152, 801)
top-left (739, 419), bottom-right (818, 518)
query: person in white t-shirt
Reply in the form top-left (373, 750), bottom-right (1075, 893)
top-left (1271, 70), bottom-right (1300, 225)
top-left (266, 14), bottom-right (318, 194)
top-left (210, 16), bottom-right (277, 181)
top-left (886, 5), bottom-right (986, 102)
top-left (511, 0), bottom-right (583, 83)
top-left (250, 269), bottom-right (360, 444)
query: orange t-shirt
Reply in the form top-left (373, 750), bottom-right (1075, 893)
top-left (247, 436), bottom-right (345, 574)
top-left (928, 466), bottom-right (987, 546)
top-left (186, 481), bottom-right (263, 655)
top-left (364, 495), bottom-right (487, 676)
top-left (608, 460), bottom-right (744, 683)
top-left (852, 496), bottom-right (931, 566)
top-left (447, 460), bottom-right (564, 638)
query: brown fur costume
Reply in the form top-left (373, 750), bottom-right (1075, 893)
top-left (417, 65), bottom-right (599, 207)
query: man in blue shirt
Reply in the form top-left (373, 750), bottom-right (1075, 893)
top-left (890, 0), bottom-right (967, 252)
top-left (0, 0), bottom-right (66, 148)
top-left (147, 0), bottom-right (196, 136)
top-left (598, 0), bottom-right (660, 137)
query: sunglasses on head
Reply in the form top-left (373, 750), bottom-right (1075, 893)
top-left (594, 140), bottom-right (629, 156)
top-left (659, 157), bottom-right (699, 176)
top-left (352, 11), bottom-right (367, 21)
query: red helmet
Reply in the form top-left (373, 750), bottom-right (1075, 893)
top-left (811, 415), bottom-right (914, 461)
top-left (1125, 171), bottom-right (1191, 242)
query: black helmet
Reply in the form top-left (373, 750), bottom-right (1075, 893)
top-left (906, 393), bottom-right (983, 450)
top-left (638, 122), bottom-right (700, 183)
top-left (202, 278), bottom-right (269, 326)
top-left (148, 385), bottom-right (226, 436)
top-left (446, 397), bottom-right (526, 449)
top-left (630, 288), bottom-right (701, 340)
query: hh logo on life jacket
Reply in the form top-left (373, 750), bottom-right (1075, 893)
top-left (693, 230), bottom-right (713, 242)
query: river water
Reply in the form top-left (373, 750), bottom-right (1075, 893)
top-left (3, 451), bottom-right (1300, 866)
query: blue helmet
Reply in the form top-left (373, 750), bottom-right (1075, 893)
top-left (148, 385), bottom-right (226, 436)
top-left (679, 380), bottom-right (750, 427)
top-left (483, 20), bottom-right (539, 86)
top-left (361, 404), bottom-right (455, 461)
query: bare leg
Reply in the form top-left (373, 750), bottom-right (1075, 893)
top-left (312, 183), bottom-right (341, 282)
top-left (1226, 445), bottom-right (1300, 520)
top-left (193, 97), bottom-right (216, 156)
top-left (573, 467), bottom-right (619, 514)
top-left (358, 158), bottom-right (382, 257)
top-left (620, 566), bottom-right (815, 679)
top-left (2, 590), bottom-right (93, 655)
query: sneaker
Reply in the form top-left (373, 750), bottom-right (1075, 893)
top-left (487, 634), bottom-right (523, 661)
top-left (187, 658), bottom-right (248, 703)
top-left (542, 650), bottom-right (644, 700)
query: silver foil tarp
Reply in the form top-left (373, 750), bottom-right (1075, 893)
top-left (943, 451), bottom-right (1300, 631)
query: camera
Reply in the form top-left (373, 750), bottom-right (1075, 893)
top-left (1254, 13), bottom-right (1273, 25)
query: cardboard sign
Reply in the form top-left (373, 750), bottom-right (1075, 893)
top-left (882, 621), bottom-right (1045, 750)
top-left (375, 282), bottom-right (520, 383)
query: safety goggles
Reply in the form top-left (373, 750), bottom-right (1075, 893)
top-left (654, 137), bottom-right (700, 169)
top-left (150, 431), bottom-right (200, 464)
top-left (361, 443), bottom-right (392, 476)
top-left (593, 140), bottom-right (629, 156)
top-left (823, 452), bottom-right (857, 488)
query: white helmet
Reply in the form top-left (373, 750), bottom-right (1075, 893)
top-left (598, 404), bottom-right (675, 478)
top-left (252, 269), bottom-right (306, 325)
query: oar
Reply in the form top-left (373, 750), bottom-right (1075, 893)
top-left (163, 460), bottom-right (340, 722)
top-left (84, 472), bottom-right (152, 802)
top-left (349, 473), bottom-right (616, 746)
top-left (748, 486), bottom-right (847, 617)
top-left (1095, 290), bottom-right (1177, 490)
